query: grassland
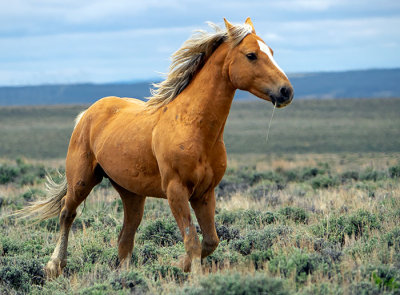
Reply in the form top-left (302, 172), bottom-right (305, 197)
top-left (0, 98), bottom-right (399, 159)
top-left (0, 98), bottom-right (400, 294)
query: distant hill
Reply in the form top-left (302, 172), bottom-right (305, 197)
top-left (0, 68), bottom-right (399, 106)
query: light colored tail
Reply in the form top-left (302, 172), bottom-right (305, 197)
top-left (15, 173), bottom-right (67, 221)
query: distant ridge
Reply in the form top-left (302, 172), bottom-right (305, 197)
top-left (0, 68), bottom-right (399, 106)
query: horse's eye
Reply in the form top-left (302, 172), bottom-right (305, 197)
top-left (246, 53), bottom-right (257, 61)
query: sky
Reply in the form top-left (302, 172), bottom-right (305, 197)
top-left (1, 0), bottom-right (400, 86)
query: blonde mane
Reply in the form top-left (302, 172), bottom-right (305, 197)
top-left (145, 22), bottom-right (253, 109)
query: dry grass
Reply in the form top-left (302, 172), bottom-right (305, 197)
top-left (1, 153), bottom-right (400, 294)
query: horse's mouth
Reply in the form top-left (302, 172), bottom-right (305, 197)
top-left (270, 94), bottom-right (293, 108)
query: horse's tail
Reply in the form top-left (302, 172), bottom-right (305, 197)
top-left (15, 173), bottom-right (67, 221)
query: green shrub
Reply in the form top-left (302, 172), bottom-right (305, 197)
top-left (0, 257), bottom-right (45, 292)
top-left (313, 238), bottom-right (342, 263)
top-left (110, 270), bottom-right (148, 293)
top-left (138, 218), bottom-right (181, 246)
top-left (0, 159), bottom-right (46, 186)
top-left (78, 283), bottom-right (109, 295)
top-left (0, 164), bottom-right (19, 184)
top-left (341, 170), bottom-right (359, 182)
top-left (312, 210), bottom-right (380, 245)
top-left (369, 265), bottom-right (400, 291)
top-left (269, 248), bottom-right (331, 284)
top-left (249, 249), bottom-right (273, 270)
top-left (204, 241), bottom-right (240, 268)
top-left (231, 225), bottom-right (290, 255)
top-left (215, 223), bottom-right (240, 242)
top-left (216, 209), bottom-right (277, 227)
top-left (0, 236), bottom-right (23, 256)
top-left (389, 164), bottom-right (400, 178)
top-left (278, 206), bottom-right (309, 224)
top-left (178, 272), bottom-right (289, 295)
top-left (310, 175), bottom-right (338, 189)
top-left (137, 242), bottom-right (160, 264)
top-left (383, 227), bottom-right (400, 251)
top-left (347, 209), bottom-right (380, 238)
top-left (359, 168), bottom-right (386, 181)
top-left (21, 188), bottom-right (45, 202)
top-left (348, 281), bottom-right (381, 295)
top-left (145, 264), bottom-right (187, 282)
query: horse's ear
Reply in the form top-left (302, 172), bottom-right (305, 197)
top-left (245, 17), bottom-right (256, 34)
top-left (224, 18), bottom-right (234, 35)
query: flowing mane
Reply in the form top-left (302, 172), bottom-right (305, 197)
top-left (145, 22), bottom-right (253, 109)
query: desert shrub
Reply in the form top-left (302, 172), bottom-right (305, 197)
top-left (297, 282), bottom-right (342, 295)
top-left (278, 206), bottom-right (309, 224)
top-left (137, 218), bottom-right (181, 246)
top-left (145, 264), bottom-right (187, 282)
top-left (249, 249), bottom-right (273, 270)
top-left (205, 240), bottom-right (240, 268)
top-left (367, 265), bottom-right (400, 291)
top-left (348, 281), bottom-right (381, 295)
top-left (81, 238), bottom-right (117, 266)
top-left (216, 209), bottom-right (277, 227)
top-left (310, 175), bottom-right (338, 189)
top-left (110, 270), bottom-right (148, 293)
top-left (216, 178), bottom-right (249, 198)
top-left (215, 223), bottom-right (240, 242)
top-left (383, 227), bottom-right (400, 251)
top-left (389, 164), bottom-right (400, 178)
top-left (231, 225), bottom-right (290, 255)
top-left (269, 248), bottom-right (331, 284)
top-left (341, 170), bottom-right (360, 182)
top-left (347, 209), bottom-right (380, 238)
top-left (0, 257), bottom-right (45, 292)
top-left (78, 283), bottom-right (109, 295)
top-left (312, 210), bottom-right (380, 245)
top-left (0, 158), bottom-right (46, 186)
top-left (359, 168), bottom-right (386, 181)
top-left (137, 242), bottom-right (160, 264)
top-left (21, 188), bottom-right (45, 202)
top-left (282, 166), bottom-right (328, 183)
top-left (0, 236), bottom-right (24, 256)
top-left (178, 272), bottom-right (289, 295)
top-left (313, 238), bottom-right (343, 263)
top-left (0, 164), bottom-right (19, 184)
top-left (249, 181), bottom-right (275, 200)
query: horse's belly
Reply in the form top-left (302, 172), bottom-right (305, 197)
top-left (94, 136), bottom-right (165, 198)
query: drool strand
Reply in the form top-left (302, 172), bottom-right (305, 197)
top-left (265, 102), bottom-right (276, 144)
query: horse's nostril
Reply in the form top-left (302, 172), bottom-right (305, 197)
top-left (280, 87), bottom-right (292, 99)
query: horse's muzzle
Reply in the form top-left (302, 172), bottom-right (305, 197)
top-left (270, 86), bottom-right (294, 108)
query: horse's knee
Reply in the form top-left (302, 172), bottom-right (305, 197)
top-left (201, 236), bottom-right (219, 258)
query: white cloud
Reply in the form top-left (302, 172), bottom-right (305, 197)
top-left (1, 0), bottom-right (400, 85)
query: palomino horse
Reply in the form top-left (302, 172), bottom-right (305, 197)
top-left (21, 18), bottom-right (293, 278)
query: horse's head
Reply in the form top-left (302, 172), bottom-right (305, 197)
top-left (224, 18), bottom-right (293, 108)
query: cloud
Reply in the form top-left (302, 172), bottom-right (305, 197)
top-left (1, 0), bottom-right (400, 85)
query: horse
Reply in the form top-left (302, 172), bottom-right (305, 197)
top-left (19, 17), bottom-right (293, 278)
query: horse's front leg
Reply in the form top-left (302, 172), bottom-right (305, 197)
top-left (190, 190), bottom-right (219, 259)
top-left (166, 178), bottom-right (202, 273)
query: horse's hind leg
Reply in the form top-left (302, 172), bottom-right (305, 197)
top-left (45, 157), bottom-right (102, 279)
top-left (111, 181), bottom-right (146, 268)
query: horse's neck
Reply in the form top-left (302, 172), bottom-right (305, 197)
top-left (173, 43), bottom-right (236, 141)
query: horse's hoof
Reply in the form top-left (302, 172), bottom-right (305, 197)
top-left (44, 258), bottom-right (63, 279)
top-left (183, 255), bottom-right (192, 272)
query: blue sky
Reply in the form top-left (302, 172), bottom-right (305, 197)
top-left (1, 0), bottom-right (400, 86)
